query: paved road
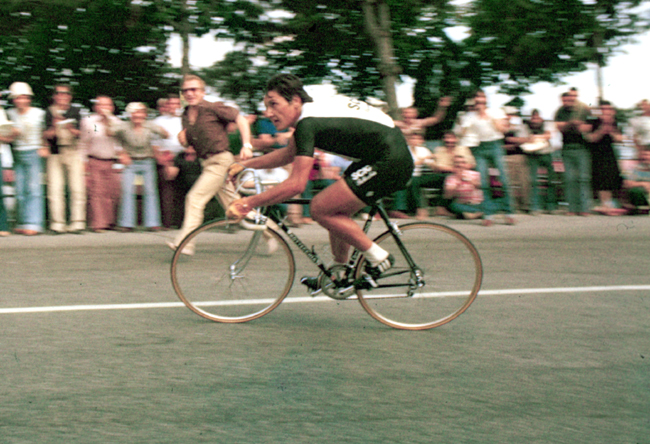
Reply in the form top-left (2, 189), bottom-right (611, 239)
top-left (1, 214), bottom-right (649, 443)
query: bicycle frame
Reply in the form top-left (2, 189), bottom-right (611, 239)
top-left (250, 198), bottom-right (422, 293)
top-left (234, 168), bottom-right (422, 293)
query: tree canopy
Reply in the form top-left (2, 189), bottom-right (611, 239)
top-left (198, 47), bottom-right (279, 113)
top-left (465, 0), bottom-right (650, 97)
top-left (1, 0), bottom-right (647, 115)
top-left (229, 0), bottom-right (649, 106)
top-left (0, 0), bottom-right (178, 110)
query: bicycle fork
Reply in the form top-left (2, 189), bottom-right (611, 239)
top-left (228, 230), bottom-right (265, 284)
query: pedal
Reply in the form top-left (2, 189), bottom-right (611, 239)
top-left (364, 254), bottom-right (394, 280)
top-left (364, 274), bottom-right (379, 288)
top-left (300, 276), bottom-right (322, 296)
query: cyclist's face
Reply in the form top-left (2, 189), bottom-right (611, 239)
top-left (264, 90), bottom-right (302, 130)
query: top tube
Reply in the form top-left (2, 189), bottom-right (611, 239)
top-left (235, 167), bottom-right (386, 211)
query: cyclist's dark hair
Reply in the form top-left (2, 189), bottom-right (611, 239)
top-left (266, 74), bottom-right (313, 104)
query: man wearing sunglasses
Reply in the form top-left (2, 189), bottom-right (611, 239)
top-left (167, 74), bottom-right (253, 255)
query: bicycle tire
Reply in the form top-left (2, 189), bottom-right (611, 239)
top-left (355, 222), bottom-right (482, 330)
top-left (170, 219), bottom-right (296, 323)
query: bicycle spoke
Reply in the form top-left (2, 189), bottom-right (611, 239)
top-left (171, 220), bottom-right (295, 323)
top-left (356, 222), bottom-right (482, 330)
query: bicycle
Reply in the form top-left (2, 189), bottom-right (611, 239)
top-left (170, 169), bottom-right (483, 330)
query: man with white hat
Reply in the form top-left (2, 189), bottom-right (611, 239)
top-left (6, 82), bottom-right (47, 235)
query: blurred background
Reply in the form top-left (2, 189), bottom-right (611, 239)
top-left (1, 0), bottom-right (648, 121)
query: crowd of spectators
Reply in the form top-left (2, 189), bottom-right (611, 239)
top-left (1, 79), bottom-right (649, 238)
top-left (386, 87), bottom-right (650, 226)
top-left (0, 79), bottom-right (255, 237)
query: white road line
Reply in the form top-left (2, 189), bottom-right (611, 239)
top-left (1, 285), bottom-right (648, 315)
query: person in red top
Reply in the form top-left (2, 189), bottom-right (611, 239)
top-left (167, 74), bottom-right (253, 255)
top-left (444, 155), bottom-right (484, 221)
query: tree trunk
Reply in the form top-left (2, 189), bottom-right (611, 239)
top-left (595, 63), bottom-right (604, 104)
top-left (180, 0), bottom-right (191, 77)
top-left (181, 29), bottom-right (190, 76)
top-left (592, 30), bottom-right (604, 103)
top-left (362, 0), bottom-right (401, 118)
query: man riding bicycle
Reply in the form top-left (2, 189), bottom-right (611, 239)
top-left (226, 74), bottom-right (413, 284)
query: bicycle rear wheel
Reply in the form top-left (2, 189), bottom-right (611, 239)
top-left (356, 222), bottom-right (482, 330)
top-left (170, 219), bottom-right (295, 323)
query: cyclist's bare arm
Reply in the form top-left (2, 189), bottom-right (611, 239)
top-left (227, 136), bottom-right (313, 214)
top-left (235, 137), bottom-right (298, 174)
top-left (245, 156), bottom-right (314, 207)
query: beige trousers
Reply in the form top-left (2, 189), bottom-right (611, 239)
top-left (47, 147), bottom-right (87, 232)
top-left (173, 151), bottom-right (239, 247)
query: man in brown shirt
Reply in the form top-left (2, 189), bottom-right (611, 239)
top-left (169, 74), bottom-right (253, 255)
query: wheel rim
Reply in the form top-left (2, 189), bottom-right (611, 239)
top-left (170, 220), bottom-right (295, 323)
top-left (356, 222), bottom-right (483, 330)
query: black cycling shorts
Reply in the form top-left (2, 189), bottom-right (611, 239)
top-left (343, 129), bottom-right (413, 205)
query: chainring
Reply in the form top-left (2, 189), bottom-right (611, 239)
top-left (318, 265), bottom-right (355, 300)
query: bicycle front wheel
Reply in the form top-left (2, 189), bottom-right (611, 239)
top-left (356, 222), bottom-right (482, 330)
top-left (170, 220), bottom-right (295, 323)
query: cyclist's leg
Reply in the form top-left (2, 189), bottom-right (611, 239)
top-left (329, 231), bottom-right (351, 266)
top-left (310, 179), bottom-right (369, 263)
top-left (312, 129), bottom-right (412, 267)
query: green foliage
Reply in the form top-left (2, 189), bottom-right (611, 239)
top-left (207, 0), bottom-right (461, 123)
top-left (146, 0), bottom-right (272, 75)
top-left (262, 1), bottom-right (378, 99)
top-left (2, 0), bottom-right (646, 118)
top-left (198, 48), bottom-right (278, 114)
top-left (209, 0), bottom-right (648, 113)
top-left (464, 0), bottom-right (650, 95)
top-left (0, 0), bottom-right (177, 110)
top-left (256, 0), bottom-right (454, 102)
top-left (0, 0), bottom-right (276, 111)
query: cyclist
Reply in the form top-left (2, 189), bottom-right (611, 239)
top-left (226, 74), bottom-right (413, 285)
